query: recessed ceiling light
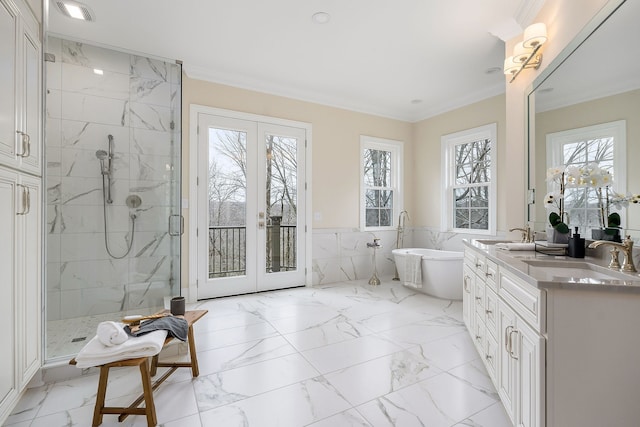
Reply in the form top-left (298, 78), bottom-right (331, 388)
top-left (54, 0), bottom-right (96, 21)
top-left (93, 69), bottom-right (103, 75)
top-left (312, 12), bottom-right (331, 24)
top-left (410, 99), bottom-right (423, 104)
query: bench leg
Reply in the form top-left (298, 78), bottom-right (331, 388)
top-left (139, 359), bottom-right (157, 427)
top-left (92, 366), bottom-right (110, 427)
top-left (150, 354), bottom-right (159, 377)
top-left (187, 325), bottom-right (199, 377)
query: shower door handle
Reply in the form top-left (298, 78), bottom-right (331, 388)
top-left (169, 214), bottom-right (184, 236)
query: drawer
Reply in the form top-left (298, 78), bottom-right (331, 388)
top-left (474, 279), bottom-right (485, 315)
top-left (498, 268), bottom-right (545, 332)
top-left (485, 259), bottom-right (498, 291)
top-left (473, 313), bottom-right (485, 351)
top-left (484, 332), bottom-right (498, 385)
top-left (484, 286), bottom-right (499, 338)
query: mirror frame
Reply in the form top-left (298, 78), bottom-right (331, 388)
top-left (526, 0), bottom-right (627, 224)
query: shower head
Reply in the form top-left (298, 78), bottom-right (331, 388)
top-left (96, 150), bottom-right (109, 160)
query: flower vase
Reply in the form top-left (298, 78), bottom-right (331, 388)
top-left (547, 226), bottom-right (569, 244)
top-left (591, 228), bottom-right (621, 242)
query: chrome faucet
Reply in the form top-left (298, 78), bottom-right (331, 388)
top-left (588, 235), bottom-right (637, 273)
top-left (509, 226), bottom-right (533, 243)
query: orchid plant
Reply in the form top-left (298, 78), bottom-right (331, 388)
top-left (545, 163), bottom-right (639, 235)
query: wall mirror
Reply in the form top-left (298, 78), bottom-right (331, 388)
top-left (527, 0), bottom-right (640, 239)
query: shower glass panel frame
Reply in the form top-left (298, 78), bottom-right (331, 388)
top-left (44, 37), bottom-right (182, 362)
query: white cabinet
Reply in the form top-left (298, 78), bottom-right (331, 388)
top-left (0, 0), bottom-right (41, 175)
top-left (16, 173), bottom-right (41, 388)
top-left (0, 170), bottom-right (18, 422)
top-left (0, 169), bottom-right (41, 423)
top-left (465, 245), bottom-right (544, 427)
top-left (462, 263), bottom-right (474, 332)
top-left (498, 299), bottom-right (544, 427)
top-left (0, 0), bottom-right (41, 423)
top-left (463, 249), bottom-right (499, 385)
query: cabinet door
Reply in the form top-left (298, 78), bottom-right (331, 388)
top-left (0, 0), bottom-right (19, 164)
top-left (18, 22), bottom-right (40, 174)
top-left (498, 300), bottom-right (518, 424)
top-left (517, 319), bottom-right (545, 427)
top-left (462, 264), bottom-right (475, 332)
top-left (16, 174), bottom-right (41, 387)
top-left (0, 168), bottom-right (17, 415)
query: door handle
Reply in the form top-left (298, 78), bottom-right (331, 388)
top-left (168, 214), bottom-right (184, 236)
top-left (16, 185), bottom-right (30, 215)
top-left (16, 131), bottom-right (31, 158)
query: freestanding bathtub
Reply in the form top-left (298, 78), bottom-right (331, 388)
top-left (392, 248), bottom-right (464, 300)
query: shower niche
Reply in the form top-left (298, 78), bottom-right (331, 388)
top-left (45, 37), bottom-right (182, 361)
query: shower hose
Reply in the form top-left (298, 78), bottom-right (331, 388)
top-left (101, 172), bottom-right (136, 259)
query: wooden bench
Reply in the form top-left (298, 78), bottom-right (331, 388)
top-left (70, 309), bottom-right (208, 427)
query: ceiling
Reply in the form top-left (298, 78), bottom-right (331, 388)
top-left (47, 0), bottom-right (545, 122)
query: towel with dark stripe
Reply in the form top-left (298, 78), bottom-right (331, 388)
top-left (125, 316), bottom-right (189, 341)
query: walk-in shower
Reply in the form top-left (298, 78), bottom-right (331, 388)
top-left (45, 38), bottom-right (182, 361)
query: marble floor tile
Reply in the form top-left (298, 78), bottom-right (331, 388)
top-left (356, 372), bottom-right (498, 427)
top-left (454, 402), bottom-right (513, 427)
top-left (302, 334), bottom-right (404, 374)
top-left (13, 280), bottom-right (511, 427)
top-left (199, 376), bottom-right (351, 427)
top-left (193, 353), bottom-right (319, 411)
top-left (307, 408), bottom-right (372, 427)
top-left (324, 348), bottom-right (442, 406)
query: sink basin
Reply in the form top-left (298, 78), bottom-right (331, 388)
top-left (474, 239), bottom-right (516, 245)
top-left (520, 259), bottom-right (636, 281)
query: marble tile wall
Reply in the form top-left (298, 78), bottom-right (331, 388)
top-left (45, 37), bottom-right (181, 322)
top-left (310, 227), bottom-right (505, 286)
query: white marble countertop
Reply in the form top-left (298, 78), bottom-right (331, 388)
top-left (463, 239), bottom-right (640, 293)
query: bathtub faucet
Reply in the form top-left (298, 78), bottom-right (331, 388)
top-left (367, 237), bottom-right (382, 248)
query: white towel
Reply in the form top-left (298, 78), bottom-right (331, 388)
top-left (496, 242), bottom-right (535, 251)
top-left (403, 253), bottom-right (423, 289)
top-left (74, 330), bottom-right (168, 368)
top-left (96, 321), bottom-right (128, 347)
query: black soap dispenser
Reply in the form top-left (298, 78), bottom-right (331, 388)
top-left (568, 227), bottom-right (585, 258)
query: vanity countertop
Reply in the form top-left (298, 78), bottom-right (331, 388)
top-left (463, 239), bottom-right (640, 293)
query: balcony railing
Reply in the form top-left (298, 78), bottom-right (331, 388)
top-left (208, 224), bottom-right (297, 278)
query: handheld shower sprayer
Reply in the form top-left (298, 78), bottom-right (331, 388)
top-left (96, 135), bottom-right (115, 204)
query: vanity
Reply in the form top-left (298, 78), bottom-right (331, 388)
top-left (463, 239), bottom-right (640, 427)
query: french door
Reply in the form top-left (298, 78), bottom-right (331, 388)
top-left (196, 112), bottom-right (307, 299)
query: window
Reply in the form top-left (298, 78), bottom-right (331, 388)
top-left (360, 136), bottom-right (403, 230)
top-left (442, 124), bottom-right (497, 234)
top-left (546, 120), bottom-right (626, 233)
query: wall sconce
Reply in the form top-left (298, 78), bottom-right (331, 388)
top-left (504, 23), bottom-right (548, 82)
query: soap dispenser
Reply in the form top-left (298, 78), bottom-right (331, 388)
top-left (568, 227), bottom-right (585, 258)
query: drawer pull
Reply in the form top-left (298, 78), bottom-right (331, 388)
top-left (485, 309), bottom-right (492, 315)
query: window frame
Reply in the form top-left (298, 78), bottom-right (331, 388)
top-left (441, 123), bottom-right (497, 235)
top-left (360, 136), bottom-right (404, 232)
top-left (546, 120), bottom-right (627, 233)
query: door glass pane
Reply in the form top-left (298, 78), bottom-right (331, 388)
top-left (265, 134), bottom-right (297, 273)
top-left (208, 128), bottom-right (247, 278)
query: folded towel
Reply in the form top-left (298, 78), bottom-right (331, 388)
top-left (496, 242), bottom-right (536, 251)
top-left (96, 321), bottom-right (128, 347)
top-left (125, 316), bottom-right (189, 341)
top-left (403, 253), bottom-right (423, 289)
top-left (74, 330), bottom-right (168, 368)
